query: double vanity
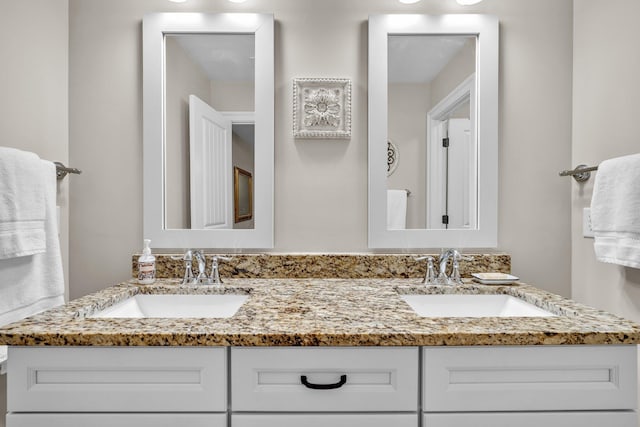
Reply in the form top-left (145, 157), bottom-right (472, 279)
top-left (1, 253), bottom-right (639, 427)
top-left (0, 8), bottom-right (636, 427)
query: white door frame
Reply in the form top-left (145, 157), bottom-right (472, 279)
top-left (426, 74), bottom-right (476, 229)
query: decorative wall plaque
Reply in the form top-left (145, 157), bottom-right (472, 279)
top-left (293, 78), bottom-right (351, 139)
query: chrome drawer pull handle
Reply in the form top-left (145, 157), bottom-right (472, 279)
top-left (300, 374), bottom-right (347, 390)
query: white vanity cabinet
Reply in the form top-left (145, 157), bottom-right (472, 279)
top-left (422, 345), bottom-right (638, 427)
top-left (231, 347), bottom-right (419, 426)
top-left (6, 347), bottom-right (227, 427)
top-left (5, 345), bottom-right (637, 426)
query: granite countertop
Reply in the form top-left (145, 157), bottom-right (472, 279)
top-left (0, 278), bottom-right (639, 347)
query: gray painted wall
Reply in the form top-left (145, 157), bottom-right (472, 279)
top-left (572, 0), bottom-right (640, 322)
top-left (0, 1), bottom-right (69, 424)
top-left (68, 0), bottom-right (573, 300)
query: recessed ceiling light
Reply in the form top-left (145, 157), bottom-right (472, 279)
top-left (168, 0), bottom-right (187, 3)
top-left (228, 0), bottom-right (248, 3)
top-left (399, 0), bottom-right (421, 3)
top-left (456, 0), bottom-right (483, 4)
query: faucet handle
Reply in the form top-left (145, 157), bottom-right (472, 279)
top-left (415, 256), bottom-right (437, 285)
top-left (450, 258), bottom-right (464, 285)
top-left (171, 249), bottom-right (193, 261)
top-left (208, 255), bottom-right (232, 285)
top-left (172, 250), bottom-right (195, 285)
top-left (453, 250), bottom-right (474, 262)
top-left (449, 251), bottom-right (473, 285)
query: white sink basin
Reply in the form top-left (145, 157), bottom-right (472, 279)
top-left (90, 294), bottom-right (248, 318)
top-left (401, 294), bottom-right (556, 318)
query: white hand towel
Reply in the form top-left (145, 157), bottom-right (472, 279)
top-left (0, 158), bottom-right (64, 326)
top-left (590, 153), bottom-right (640, 269)
top-left (0, 146), bottom-right (47, 259)
top-left (387, 189), bottom-right (407, 230)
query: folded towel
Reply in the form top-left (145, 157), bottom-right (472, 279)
top-left (0, 158), bottom-right (64, 326)
top-left (387, 189), bottom-right (407, 230)
top-left (0, 147), bottom-right (47, 259)
top-left (590, 153), bottom-right (640, 269)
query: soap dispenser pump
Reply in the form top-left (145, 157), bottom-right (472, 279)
top-left (138, 239), bottom-right (156, 284)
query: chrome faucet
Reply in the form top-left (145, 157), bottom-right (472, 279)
top-left (193, 250), bottom-right (209, 284)
top-left (436, 249), bottom-right (474, 285)
top-left (437, 249), bottom-right (457, 285)
top-left (172, 250), bottom-right (232, 285)
top-left (191, 252), bottom-right (232, 285)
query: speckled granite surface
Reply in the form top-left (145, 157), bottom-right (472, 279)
top-left (137, 253), bottom-right (511, 279)
top-left (0, 278), bottom-right (638, 347)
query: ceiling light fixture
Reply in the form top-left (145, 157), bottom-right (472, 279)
top-left (456, 0), bottom-right (483, 5)
top-left (168, 0), bottom-right (187, 3)
top-left (228, 0), bottom-right (248, 3)
top-left (398, 0), bottom-right (421, 3)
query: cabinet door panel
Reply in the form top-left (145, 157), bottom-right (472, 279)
top-left (232, 347), bottom-right (418, 412)
top-left (233, 413), bottom-right (417, 427)
top-left (8, 347), bottom-right (227, 412)
top-left (424, 411), bottom-right (637, 427)
top-left (423, 345), bottom-right (637, 411)
top-left (7, 413), bottom-right (227, 427)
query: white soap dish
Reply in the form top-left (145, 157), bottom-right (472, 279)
top-left (472, 272), bottom-right (519, 285)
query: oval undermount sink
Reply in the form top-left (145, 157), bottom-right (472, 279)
top-left (400, 294), bottom-right (556, 318)
top-left (89, 294), bottom-right (248, 318)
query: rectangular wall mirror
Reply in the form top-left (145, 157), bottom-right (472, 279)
top-left (369, 14), bottom-right (498, 248)
top-left (143, 13), bottom-right (273, 248)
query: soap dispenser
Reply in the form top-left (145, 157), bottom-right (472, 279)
top-left (138, 239), bottom-right (156, 284)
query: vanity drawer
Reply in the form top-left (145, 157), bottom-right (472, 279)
top-left (423, 345), bottom-right (637, 412)
top-left (8, 347), bottom-right (227, 412)
top-left (424, 411), bottom-right (637, 427)
top-left (233, 414), bottom-right (417, 427)
top-left (7, 413), bottom-right (227, 427)
top-left (231, 347), bottom-right (418, 412)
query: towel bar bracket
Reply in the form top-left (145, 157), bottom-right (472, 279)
top-left (54, 161), bottom-right (82, 180)
top-left (559, 164), bottom-right (598, 183)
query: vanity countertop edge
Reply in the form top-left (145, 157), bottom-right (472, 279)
top-left (0, 278), bottom-right (638, 347)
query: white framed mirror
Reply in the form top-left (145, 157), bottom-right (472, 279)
top-left (143, 13), bottom-right (274, 248)
top-left (368, 14), bottom-right (498, 248)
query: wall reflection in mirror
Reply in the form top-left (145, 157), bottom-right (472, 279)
top-left (386, 35), bottom-right (477, 231)
top-left (164, 34), bottom-right (255, 230)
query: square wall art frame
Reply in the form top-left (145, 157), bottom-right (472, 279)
top-left (293, 78), bottom-right (352, 139)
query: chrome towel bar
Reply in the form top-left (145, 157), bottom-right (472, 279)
top-left (54, 162), bottom-right (82, 180)
top-left (559, 164), bottom-right (598, 182)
